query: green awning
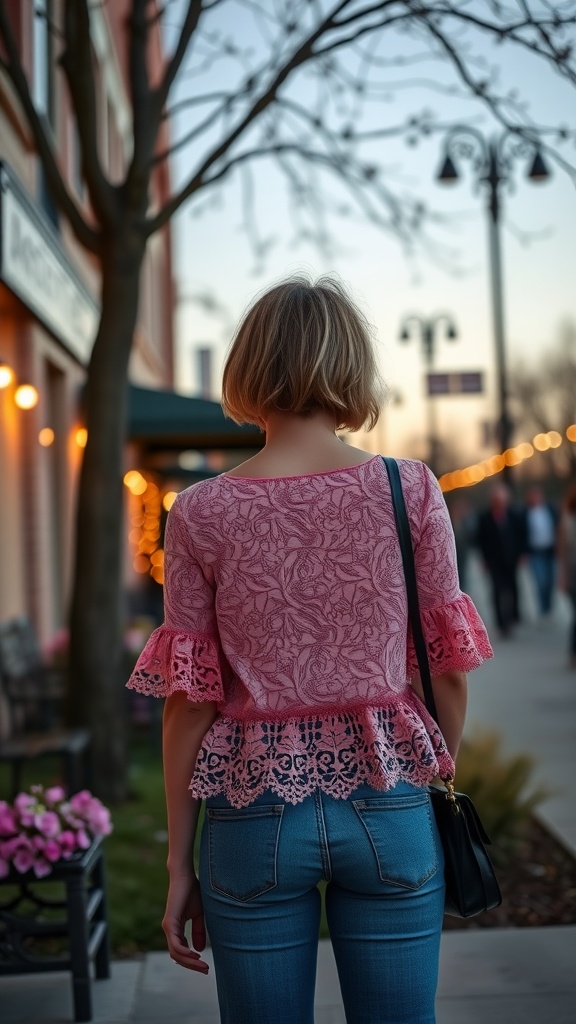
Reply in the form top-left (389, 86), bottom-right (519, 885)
top-left (128, 385), bottom-right (263, 452)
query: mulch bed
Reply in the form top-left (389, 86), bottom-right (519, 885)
top-left (443, 816), bottom-right (576, 930)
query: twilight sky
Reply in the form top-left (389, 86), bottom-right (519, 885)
top-left (165, 3), bottom-right (576, 467)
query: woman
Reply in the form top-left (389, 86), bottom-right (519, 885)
top-left (127, 276), bottom-right (492, 1024)
top-left (557, 481), bottom-right (576, 666)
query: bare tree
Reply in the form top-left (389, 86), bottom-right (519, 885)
top-left (1, 0), bottom-right (576, 799)
top-left (511, 320), bottom-right (576, 478)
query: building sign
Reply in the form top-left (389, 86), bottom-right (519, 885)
top-left (0, 163), bottom-right (99, 364)
top-left (427, 371), bottom-right (484, 396)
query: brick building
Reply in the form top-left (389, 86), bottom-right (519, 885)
top-left (0, 1), bottom-right (174, 643)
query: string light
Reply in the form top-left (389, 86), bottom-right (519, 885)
top-left (14, 384), bottom-right (39, 409)
top-left (0, 363), bottom-right (15, 389)
top-left (75, 427), bottom-right (88, 448)
top-left (440, 424), bottom-right (576, 493)
top-left (38, 427), bottom-right (55, 446)
top-left (126, 472), bottom-right (173, 584)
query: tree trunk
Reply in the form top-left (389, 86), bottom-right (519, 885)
top-left (68, 229), bottom-right (146, 803)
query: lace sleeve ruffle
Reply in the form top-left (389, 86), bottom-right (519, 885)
top-left (126, 626), bottom-right (224, 702)
top-left (407, 592), bottom-right (493, 677)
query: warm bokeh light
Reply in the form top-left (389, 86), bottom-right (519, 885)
top-left (163, 491), bottom-right (178, 511)
top-left (123, 469), bottom-right (147, 495)
top-left (547, 430), bottom-right (562, 448)
top-left (567, 424), bottom-right (576, 443)
top-left (503, 448), bottom-right (521, 467)
top-left (150, 549), bottom-right (164, 567)
top-left (133, 554), bottom-right (150, 574)
top-left (38, 427), bottom-right (55, 447)
top-left (0, 363), bottom-right (15, 389)
top-left (75, 427), bottom-right (88, 448)
top-left (14, 383), bottom-right (39, 409)
top-left (533, 433), bottom-right (550, 452)
top-left (516, 442), bottom-right (534, 460)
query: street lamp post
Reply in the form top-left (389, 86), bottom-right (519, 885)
top-left (399, 313), bottom-right (458, 474)
top-left (436, 129), bottom-right (550, 464)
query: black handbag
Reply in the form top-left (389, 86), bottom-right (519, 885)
top-left (382, 457), bottom-right (502, 918)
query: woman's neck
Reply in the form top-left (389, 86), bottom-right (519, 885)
top-left (225, 411), bottom-right (375, 478)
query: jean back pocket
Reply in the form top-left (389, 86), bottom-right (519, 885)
top-left (206, 804), bottom-right (284, 902)
top-left (352, 792), bottom-right (438, 890)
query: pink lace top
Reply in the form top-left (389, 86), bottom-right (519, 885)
top-left (127, 456), bottom-right (492, 807)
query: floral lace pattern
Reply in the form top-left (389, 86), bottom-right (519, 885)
top-left (191, 690), bottom-right (455, 808)
top-left (407, 594), bottom-right (492, 676)
top-left (126, 627), bottom-right (224, 702)
top-left (126, 456), bottom-right (492, 806)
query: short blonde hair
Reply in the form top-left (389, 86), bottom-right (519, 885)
top-left (221, 275), bottom-right (385, 431)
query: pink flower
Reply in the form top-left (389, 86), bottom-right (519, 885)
top-left (14, 848), bottom-right (35, 873)
top-left (14, 793), bottom-right (36, 812)
top-left (45, 786), bottom-right (66, 804)
top-left (1, 837), bottom-right (21, 859)
top-left (33, 857), bottom-right (52, 878)
top-left (69, 791), bottom-right (93, 814)
top-left (43, 839), bottom-right (62, 863)
top-left (85, 803), bottom-right (112, 836)
top-left (59, 831), bottom-right (77, 858)
top-left (17, 809), bottom-right (36, 827)
top-left (0, 804), bottom-right (17, 836)
top-left (34, 811), bottom-right (61, 838)
top-left (0, 786), bottom-right (111, 878)
top-left (76, 829), bottom-right (92, 850)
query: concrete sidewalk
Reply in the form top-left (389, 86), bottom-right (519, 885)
top-left (2, 565), bottom-right (576, 1023)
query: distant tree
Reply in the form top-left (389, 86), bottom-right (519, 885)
top-left (1, 0), bottom-right (576, 799)
top-left (510, 320), bottom-right (576, 478)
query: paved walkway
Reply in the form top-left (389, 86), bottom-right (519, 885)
top-left (2, 563), bottom-right (576, 1023)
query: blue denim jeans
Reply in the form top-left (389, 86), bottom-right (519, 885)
top-left (528, 551), bottom-right (556, 615)
top-left (199, 782), bottom-right (445, 1024)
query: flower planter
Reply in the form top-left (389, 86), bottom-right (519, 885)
top-left (0, 834), bottom-right (110, 1022)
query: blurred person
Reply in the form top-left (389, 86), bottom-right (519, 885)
top-left (476, 484), bottom-right (524, 637)
top-left (521, 486), bottom-right (558, 617)
top-left (557, 481), bottom-right (576, 667)
top-left (127, 277), bottom-right (492, 1024)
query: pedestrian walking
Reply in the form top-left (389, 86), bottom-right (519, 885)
top-left (557, 481), bottom-right (576, 667)
top-left (521, 486), bottom-right (558, 617)
top-left (476, 484), bottom-right (524, 637)
top-left (127, 276), bottom-right (493, 1024)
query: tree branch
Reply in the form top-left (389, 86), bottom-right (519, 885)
top-left (61, 0), bottom-right (117, 226)
top-left (155, 0), bottom-right (204, 108)
top-left (0, 0), bottom-right (99, 252)
top-left (146, 0), bottom-right (354, 232)
top-left (127, 0), bottom-right (156, 190)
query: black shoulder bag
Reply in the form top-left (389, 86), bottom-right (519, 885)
top-left (382, 456), bottom-right (502, 918)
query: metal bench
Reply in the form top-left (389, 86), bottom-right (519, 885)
top-left (0, 834), bottom-right (111, 1022)
top-left (0, 617), bottom-right (91, 798)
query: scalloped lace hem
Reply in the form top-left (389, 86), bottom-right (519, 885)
top-left (190, 693), bottom-right (455, 808)
top-left (126, 626), bottom-right (224, 702)
top-left (407, 592), bottom-right (493, 676)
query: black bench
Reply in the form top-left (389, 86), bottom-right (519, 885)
top-left (0, 617), bottom-right (91, 798)
top-left (0, 835), bottom-right (110, 1022)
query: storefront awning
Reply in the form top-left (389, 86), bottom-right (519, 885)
top-left (128, 385), bottom-right (263, 452)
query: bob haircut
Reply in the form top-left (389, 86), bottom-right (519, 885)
top-left (221, 275), bottom-right (386, 432)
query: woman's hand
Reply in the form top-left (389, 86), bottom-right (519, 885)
top-left (162, 871), bottom-right (209, 974)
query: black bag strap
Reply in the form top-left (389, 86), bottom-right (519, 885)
top-left (381, 457), bottom-right (440, 727)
